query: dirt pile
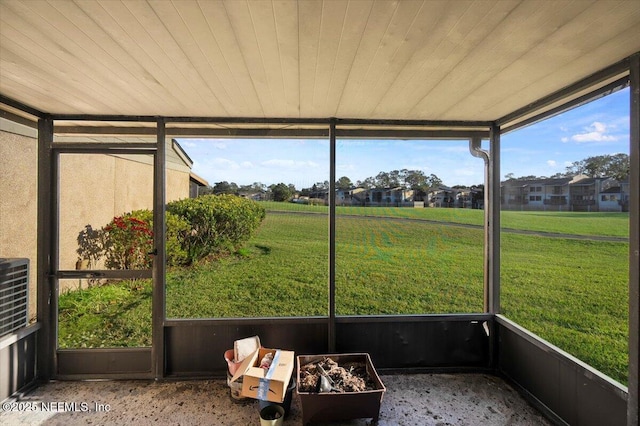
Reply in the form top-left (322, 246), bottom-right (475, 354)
top-left (299, 357), bottom-right (375, 393)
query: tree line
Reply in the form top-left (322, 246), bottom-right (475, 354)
top-left (204, 154), bottom-right (629, 202)
top-left (205, 169), bottom-right (447, 202)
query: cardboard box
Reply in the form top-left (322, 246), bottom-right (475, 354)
top-left (230, 347), bottom-right (295, 403)
top-left (297, 353), bottom-right (386, 424)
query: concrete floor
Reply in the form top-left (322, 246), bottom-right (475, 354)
top-left (1, 373), bottom-right (551, 426)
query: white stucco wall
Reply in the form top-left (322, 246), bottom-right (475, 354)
top-left (0, 121), bottom-right (38, 320)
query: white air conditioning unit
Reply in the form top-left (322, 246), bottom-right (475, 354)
top-left (0, 258), bottom-right (29, 338)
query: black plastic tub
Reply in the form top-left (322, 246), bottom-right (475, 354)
top-left (296, 353), bottom-right (386, 425)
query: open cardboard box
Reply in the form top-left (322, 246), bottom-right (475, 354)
top-left (230, 347), bottom-right (295, 403)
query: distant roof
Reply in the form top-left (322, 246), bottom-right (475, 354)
top-left (601, 186), bottom-right (621, 194)
top-left (189, 172), bottom-right (209, 187)
top-left (502, 175), bottom-right (589, 186)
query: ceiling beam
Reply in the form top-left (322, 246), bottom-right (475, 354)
top-left (497, 57), bottom-right (631, 129)
top-left (501, 76), bottom-right (630, 134)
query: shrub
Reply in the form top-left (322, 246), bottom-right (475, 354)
top-left (103, 211), bottom-right (154, 269)
top-left (167, 194), bottom-right (266, 264)
top-left (102, 209), bottom-right (191, 269)
top-left (165, 212), bottom-right (191, 266)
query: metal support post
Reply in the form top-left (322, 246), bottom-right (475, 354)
top-left (153, 118), bottom-right (167, 378)
top-left (489, 123), bottom-right (501, 315)
top-left (328, 118), bottom-right (337, 353)
top-left (468, 138), bottom-right (490, 312)
top-left (628, 52), bottom-right (640, 426)
top-left (36, 117), bottom-right (55, 379)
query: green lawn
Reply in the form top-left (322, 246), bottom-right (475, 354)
top-left (58, 206), bottom-right (630, 385)
top-left (262, 201), bottom-right (629, 237)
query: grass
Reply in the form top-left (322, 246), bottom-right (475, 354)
top-left (58, 205), bottom-right (630, 385)
top-left (262, 201), bottom-right (629, 237)
top-left (166, 213), bottom-right (329, 318)
top-left (58, 279), bottom-right (152, 348)
top-left (501, 234), bottom-right (628, 383)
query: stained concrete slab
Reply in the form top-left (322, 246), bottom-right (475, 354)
top-left (1, 373), bottom-right (551, 426)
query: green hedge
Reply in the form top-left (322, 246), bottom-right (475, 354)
top-left (167, 194), bottom-right (265, 264)
top-left (97, 195), bottom-right (265, 269)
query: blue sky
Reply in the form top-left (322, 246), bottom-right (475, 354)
top-left (178, 88), bottom-right (630, 189)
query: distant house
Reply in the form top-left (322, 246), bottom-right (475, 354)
top-left (335, 187), bottom-right (366, 206)
top-left (599, 178), bottom-right (629, 212)
top-left (326, 187), bottom-right (416, 207)
top-left (455, 188), bottom-right (472, 209)
top-left (189, 172), bottom-right (209, 198)
top-left (429, 187), bottom-right (456, 208)
top-left (502, 175), bottom-right (588, 211)
top-left (470, 187), bottom-right (484, 209)
top-left (367, 187), bottom-right (414, 207)
top-left (501, 181), bottom-right (529, 209)
top-left (308, 189), bottom-right (329, 204)
top-left (569, 177), bottom-right (608, 212)
top-left (500, 174), bottom-right (631, 212)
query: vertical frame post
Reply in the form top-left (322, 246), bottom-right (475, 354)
top-left (328, 118), bottom-right (337, 352)
top-left (468, 138), bottom-right (490, 311)
top-left (153, 118), bottom-right (167, 378)
top-left (489, 123), bottom-right (501, 314)
top-left (36, 117), bottom-right (55, 379)
top-left (629, 52), bottom-right (640, 426)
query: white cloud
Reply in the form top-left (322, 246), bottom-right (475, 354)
top-left (454, 168), bottom-right (476, 177)
top-left (434, 145), bottom-right (470, 154)
top-left (240, 161), bottom-right (254, 168)
top-left (212, 158), bottom-right (240, 169)
top-left (212, 141), bottom-right (227, 149)
top-left (337, 163), bottom-right (357, 172)
top-left (561, 137), bottom-right (569, 143)
top-left (571, 121), bottom-right (617, 142)
top-left (547, 160), bottom-right (557, 167)
top-left (261, 159), bottom-right (319, 169)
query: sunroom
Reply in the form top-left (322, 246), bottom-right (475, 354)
top-left (0, 1), bottom-right (639, 425)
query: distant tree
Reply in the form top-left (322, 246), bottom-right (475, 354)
top-left (359, 177), bottom-right (376, 189)
top-left (249, 182), bottom-right (266, 192)
top-left (199, 185), bottom-right (215, 196)
top-left (427, 174), bottom-right (442, 189)
top-left (504, 173), bottom-right (515, 181)
top-left (212, 181), bottom-right (238, 194)
top-left (399, 169), bottom-right (427, 200)
top-left (549, 172), bottom-right (570, 179)
top-left (270, 183), bottom-right (293, 202)
top-left (402, 170), bottom-right (426, 190)
top-left (506, 175), bottom-right (543, 181)
top-left (336, 176), bottom-right (353, 189)
top-left (238, 182), bottom-right (267, 198)
top-left (314, 180), bottom-right (330, 190)
top-left (565, 153), bottom-right (629, 180)
top-left (374, 171), bottom-right (390, 188)
top-left (388, 170), bottom-right (402, 187)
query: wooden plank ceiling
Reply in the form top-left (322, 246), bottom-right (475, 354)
top-left (1, 0), bottom-right (639, 122)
